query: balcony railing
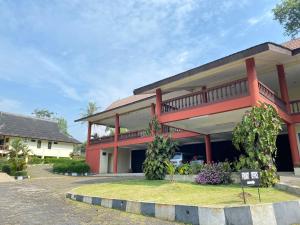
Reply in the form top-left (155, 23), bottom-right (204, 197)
top-left (90, 135), bottom-right (114, 145)
top-left (118, 129), bottom-right (148, 140)
top-left (258, 81), bottom-right (286, 111)
top-left (290, 100), bottom-right (300, 114)
top-left (162, 78), bottom-right (248, 113)
top-left (90, 125), bottom-right (186, 145)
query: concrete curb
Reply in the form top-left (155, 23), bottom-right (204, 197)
top-left (66, 192), bottom-right (300, 225)
top-left (15, 175), bottom-right (30, 180)
top-left (53, 172), bottom-right (92, 177)
top-left (275, 182), bottom-right (300, 196)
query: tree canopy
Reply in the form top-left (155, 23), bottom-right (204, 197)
top-left (273, 0), bottom-right (300, 37)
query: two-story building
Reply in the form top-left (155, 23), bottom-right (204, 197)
top-left (76, 38), bottom-right (300, 174)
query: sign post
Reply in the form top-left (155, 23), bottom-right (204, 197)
top-left (240, 169), bottom-right (261, 204)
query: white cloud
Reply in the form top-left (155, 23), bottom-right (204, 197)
top-left (0, 98), bottom-right (22, 112)
top-left (248, 11), bottom-right (273, 26)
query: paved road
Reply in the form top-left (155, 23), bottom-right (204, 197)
top-left (0, 165), bottom-right (181, 225)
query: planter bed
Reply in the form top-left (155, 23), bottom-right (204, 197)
top-left (66, 191), bottom-right (300, 225)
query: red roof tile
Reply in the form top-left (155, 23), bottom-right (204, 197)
top-left (282, 38), bottom-right (300, 50)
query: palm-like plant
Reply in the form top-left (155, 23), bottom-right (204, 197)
top-left (8, 138), bottom-right (31, 172)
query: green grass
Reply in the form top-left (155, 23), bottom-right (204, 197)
top-left (72, 179), bottom-right (299, 206)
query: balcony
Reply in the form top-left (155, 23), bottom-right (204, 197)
top-left (89, 125), bottom-right (185, 145)
top-left (161, 78), bottom-right (249, 113)
top-left (258, 81), bottom-right (286, 111)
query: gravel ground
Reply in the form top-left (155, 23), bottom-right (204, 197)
top-left (0, 165), bottom-right (182, 225)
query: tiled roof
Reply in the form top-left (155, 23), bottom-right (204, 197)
top-left (106, 94), bottom-right (155, 110)
top-left (282, 38), bottom-right (300, 50)
top-left (0, 111), bottom-right (80, 144)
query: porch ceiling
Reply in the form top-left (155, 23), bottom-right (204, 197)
top-left (165, 108), bottom-right (250, 135)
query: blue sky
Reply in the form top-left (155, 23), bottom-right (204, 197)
top-left (0, 0), bottom-right (291, 141)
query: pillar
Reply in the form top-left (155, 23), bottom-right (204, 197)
top-left (150, 103), bottom-right (156, 135)
top-left (155, 88), bottom-right (162, 117)
top-left (113, 114), bottom-right (120, 173)
top-left (277, 64), bottom-right (290, 113)
top-left (205, 135), bottom-right (212, 164)
top-left (86, 122), bottom-right (92, 147)
top-left (245, 58), bottom-right (260, 106)
top-left (287, 123), bottom-right (300, 166)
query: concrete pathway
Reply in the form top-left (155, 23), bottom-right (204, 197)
top-left (0, 172), bottom-right (14, 182)
top-left (0, 165), bottom-right (181, 225)
top-left (280, 174), bottom-right (300, 187)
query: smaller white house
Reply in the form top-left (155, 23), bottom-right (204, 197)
top-left (0, 111), bottom-right (80, 158)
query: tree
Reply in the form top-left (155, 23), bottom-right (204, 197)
top-left (105, 127), bottom-right (128, 135)
top-left (56, 117), bottom-right (69, 136)
top-left (32, 109), bottom-right (69, 136)
top-left (74, 141), bottom-right (86, 155)
top-left (81, 102), bottom-right (99, 118)
top-left (32, 109), bottom-right (54, 119)
top-left (273, 0), bottom-right (300, 37)
top-left (143, 117), bottom-right (178, 180)
top-left (8, 138), bottom-right (31, 172)
top-left (232, 103), bottom-right (282, 187)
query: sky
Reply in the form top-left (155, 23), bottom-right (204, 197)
top-left (0, 0), bottom-right (291, 141)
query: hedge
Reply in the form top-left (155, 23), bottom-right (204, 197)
top-left (53, 161), bottom-right (90, 174)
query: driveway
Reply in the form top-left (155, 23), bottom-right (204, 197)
top-left (0, 165), bottom-right (181, 225)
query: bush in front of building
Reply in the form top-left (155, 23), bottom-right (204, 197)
top-left (15, 170), bottom-right (28, 176)
top-left (143, 117), bottom-right (178, 180)
top-left (53, 160), bottom-right (90, 174)
top-left (28, 156), bottom-right (44, 164)
top-left (44, 157), bottom-right (73, 164)
top-left (1, 164), bottom-right (12, 175)
top-left (176, 163), bottom-right (192, 175)
top-left (195, 162), bottom-right (232, 185)
top-left (232, 103), bottom-right (282, 187)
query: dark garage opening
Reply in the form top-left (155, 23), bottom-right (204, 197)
top-left (131, 149), bottom-right (146, 173)
top-left (130, 134), bottom-right (294, 173)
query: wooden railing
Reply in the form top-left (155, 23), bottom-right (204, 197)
top-left (258, 81), bottom-right (286, 111)
top-left (90, 135), bottom-right (114, 144)
top-left (118, 129), bottom-right (148, 140)
top-left (161, 125), bottom-right (183, 133)
top-left (290, 100), bottom-right (300, 114)
top-left (162, 78), bottom-right (248, 113)
top-left (89, 125), bottom-right (186, 145)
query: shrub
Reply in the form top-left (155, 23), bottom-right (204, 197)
top-left (28, 156), bottom-right (44, 164)
top-left (232, 103), bottom-right (282, 187)
top-left (44, 157), bottom-right (73, 164)
top-left (195, 163), bottom-right (231, 185)
top-left (176, 163), bottom-right (192, 175)
top-left (15, 170), bottom-right (27, 176)
top-left (190, 163), bottom-right (204, 174)
top-left (1, 164), bottom-right (12, 175)
top-left (53, 161), bottom-right (90, 174)
top-left (165, 160), bottom-right (176, 182)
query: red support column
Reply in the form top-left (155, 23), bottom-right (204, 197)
top-left (113, 114), bottom-right (120, 174)
top-left (287, 123), bottom-right (300, 166)
top-left (155, 88), bottom-right (162, 117)
top-left (277, 64), bottom-right (290, 113)
top-left (150, 103), bottom-right (156, 135)
top-left (205, 135), bottom-right (212, 164)
top-left (245, 58), bottom-right (260, 106)
top-left (86, 122), bottom-right (92, 147)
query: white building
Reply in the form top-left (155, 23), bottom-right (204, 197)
top-left (0, 111), bottom-right (80, 158)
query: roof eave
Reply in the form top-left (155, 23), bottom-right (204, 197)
top-left (133, 42), bottom-right (292, 95)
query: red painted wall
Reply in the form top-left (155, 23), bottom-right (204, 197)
top-left (86, 146), bottom-right (100, 174)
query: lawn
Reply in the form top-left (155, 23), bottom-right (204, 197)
top-left (72, 179), bottom-right (299, 206)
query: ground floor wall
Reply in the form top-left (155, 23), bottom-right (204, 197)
top-left (1, 136), bottom-right (74, 158)
top-left (86, 131), bottom-right (299, 174)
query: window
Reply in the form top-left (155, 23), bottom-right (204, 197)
top-left (31, 139), bottom-right (36, 142)
top-left (54, 142), bottom-right (58, 144)
top-left (37, 140), bottom-right (41, 149)
top-left (48, 141), bottom-right (52, 149)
